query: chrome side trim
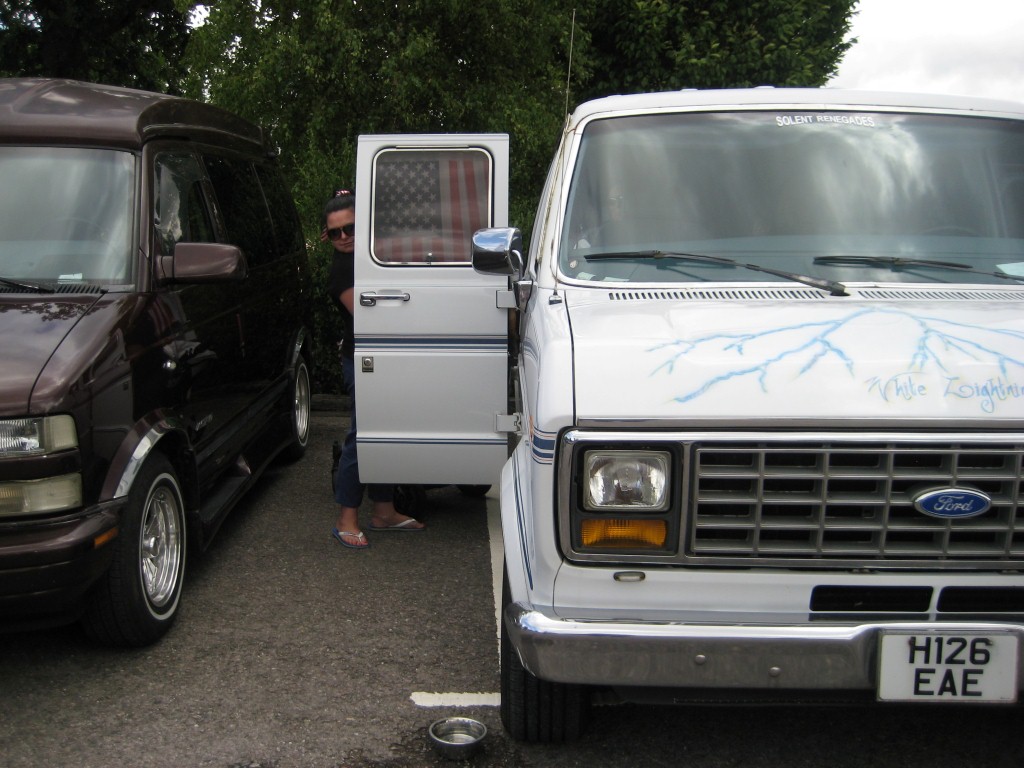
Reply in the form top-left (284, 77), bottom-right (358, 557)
top-left (113, 423), bottom-right (167, 498)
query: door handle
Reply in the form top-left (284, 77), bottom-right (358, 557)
top-left (359, 291), bottom-right (411, 307)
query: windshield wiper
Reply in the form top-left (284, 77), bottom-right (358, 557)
top-left (0, 276), bottom-right (55, 293)
top-left (583, 250), bottom-right (849, 296)
top-left (813, 255), bottom-right (1024, 283)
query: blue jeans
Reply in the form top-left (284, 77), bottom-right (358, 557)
top-left (334, 356), bottom-right (394, 508)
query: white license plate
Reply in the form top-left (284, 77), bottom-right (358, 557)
top-left (878, 631), bottom-right (1019, 703)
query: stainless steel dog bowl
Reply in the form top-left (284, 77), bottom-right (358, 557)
top-left (428, 717), bottom-right (487, 760)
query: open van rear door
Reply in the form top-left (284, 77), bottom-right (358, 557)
top-left (353, 134), bottom-right (510, 484)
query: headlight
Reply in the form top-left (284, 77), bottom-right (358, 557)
top-left (0, 415), bottom-right (77, 456)
top-left (0, 416), bottom-right (81, 517)
top-left (584, 450), bottom-right (670, 511)
top-left (0, 474), bottom-right (82, 517)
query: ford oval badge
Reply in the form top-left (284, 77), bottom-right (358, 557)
top-left (912, 487), bottom-right (992, 519)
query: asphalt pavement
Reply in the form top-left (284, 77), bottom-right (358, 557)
top-left (1, 405), bottom-right (1022, 768)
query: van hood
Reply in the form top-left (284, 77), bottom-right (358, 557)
top-left (0, 293), bottom-right (126, 414)
top-left (566, 288), bottom-right (1024, 422)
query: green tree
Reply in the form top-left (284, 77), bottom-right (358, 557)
top-left (578, 0), bottom-right (856, 101)
top-left (181, 0), bottom-right (581, 391)
top-left (182, 0), bottom-right (577, 220)
top-left (0, 0), bottom-right (190, 92)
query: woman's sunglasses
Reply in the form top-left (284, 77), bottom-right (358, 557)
top-left (327, 223), bottom-right (355, 240)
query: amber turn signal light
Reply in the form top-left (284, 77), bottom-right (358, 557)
top-left (580, 518), bottom-right (667, 549)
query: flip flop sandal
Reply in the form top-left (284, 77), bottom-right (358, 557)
top-left (367, 518), bottom-right (426, 532)
top-left (332, 528), bottom-right (370, 549)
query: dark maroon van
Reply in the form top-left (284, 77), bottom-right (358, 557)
top-left (0, 79), bottom-right (313, 645)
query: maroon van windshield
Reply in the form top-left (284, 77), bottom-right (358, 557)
top-left (0, 147), bottom-right (135, 287)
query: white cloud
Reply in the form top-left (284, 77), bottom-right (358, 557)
top-left (830, 0), bottom-right (1024, 105)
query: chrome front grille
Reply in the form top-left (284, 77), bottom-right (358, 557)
top-left (690, 441), bottom-right (1024, 566)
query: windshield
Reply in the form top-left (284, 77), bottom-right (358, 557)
top-left (0, 147), bottom-right (135, 288)
top-left (560, 110), bottom-right (1024, 286)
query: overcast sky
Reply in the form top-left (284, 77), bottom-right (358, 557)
top-left (829, 0), bottom-right (1024, 105)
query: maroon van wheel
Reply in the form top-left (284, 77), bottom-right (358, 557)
top-left (280, 353), bottom-right (311, 463)
top-left (82, 454), bottom-right (186, 646)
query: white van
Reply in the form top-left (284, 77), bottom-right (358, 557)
top-left (353, 89), bottom-right (1024, 741)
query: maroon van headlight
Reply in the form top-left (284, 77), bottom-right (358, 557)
top-left (0, 416), bottom-right (82, 516)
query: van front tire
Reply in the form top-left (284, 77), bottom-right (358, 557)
top-left (500, 568), bottom-right (590, 742)
top-left (82, 454), bottom-right (186, 647)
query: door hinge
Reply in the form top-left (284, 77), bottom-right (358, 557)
top-left (495, 413), bottom-right (522, 433)
top-left (496, 289), bottom-right (517, 309)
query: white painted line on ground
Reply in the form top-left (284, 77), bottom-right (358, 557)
top-left (409, 488), bottom-right (506, 711)
top-left (410, 692), bottom-right (500, 707)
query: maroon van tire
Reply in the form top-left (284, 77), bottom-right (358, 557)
top-left (82, 454), bottom-right (186, 647)
top-left (279, 353), bottom-right (311, 463)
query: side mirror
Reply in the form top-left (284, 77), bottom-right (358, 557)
top-left (158, 243), bottom-right (249, 284)
top-left (472, 227), bottom-right (524, 279)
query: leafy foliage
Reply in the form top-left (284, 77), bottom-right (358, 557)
top-left (181, 0), bottom-right (579, 391)
top-left (0, 0), bottom-right (190, 92)
top-left (579, 0), bottom-right (856, 100)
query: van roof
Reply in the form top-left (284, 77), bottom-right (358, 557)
top-left (0, 78), bottom-right (267, 151)
top-left (572, 87), bottom-right (1024, 123)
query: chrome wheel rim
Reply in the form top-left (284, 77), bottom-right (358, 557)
top-left (293, 363), bottom-right (311, 444)
top-left (141, 481), bottom-right (183, 609)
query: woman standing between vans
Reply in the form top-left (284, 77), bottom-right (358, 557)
top-left (325, 190), bottom-right (426, 549)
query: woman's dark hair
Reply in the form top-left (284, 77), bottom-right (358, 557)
top-left (323, 188), bottom-right (354, 224)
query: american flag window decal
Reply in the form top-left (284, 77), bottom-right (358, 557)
top-left (370, 148), bottom-right (492, 265)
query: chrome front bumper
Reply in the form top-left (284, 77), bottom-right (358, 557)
top-left (506, 603), bottom-right (1024, 691)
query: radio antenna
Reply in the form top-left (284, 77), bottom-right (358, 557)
top-left (564, 8), bottom-right (576, 117)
